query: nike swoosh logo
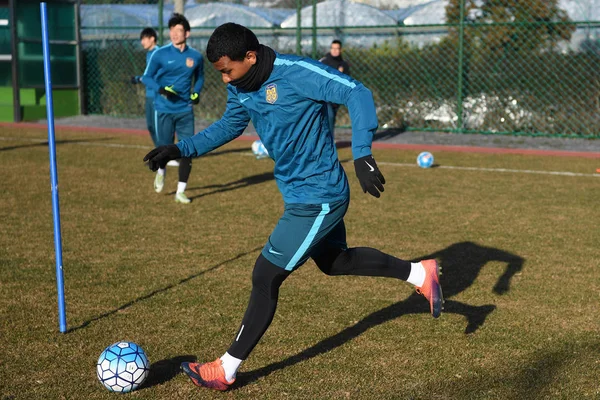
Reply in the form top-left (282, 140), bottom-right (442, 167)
top-left (168, 60), bottom-right (175, 64)
top-left (240, 96), bottom-right (250, 103)
top-left (268, 247), bottom-right (283, 256)
top-left (365, 161), bottom-right (375, 172)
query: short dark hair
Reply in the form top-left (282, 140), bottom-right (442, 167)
top-left (168, 13), bottom-right (190, 32)
top-left (140, 27), bottom-right (157, 41)
top-left (332, 40), bottom-right (342, 47)
top-left (206, 23), bottom-right (259, 63)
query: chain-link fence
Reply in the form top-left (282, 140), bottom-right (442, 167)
top-left (80, 0), bottom-right (600, 138)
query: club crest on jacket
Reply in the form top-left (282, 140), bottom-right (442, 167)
top-left (266, 84), bottom-right (278, 104)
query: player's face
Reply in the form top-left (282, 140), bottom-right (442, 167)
top-left (212, 51), bottom-right (257, 84)
top-left (169, 24), bottom-right (189, 46)
top-left (330, 43), bottom-right (342, 57)
top-left (140, 36), bottom-right (155, 50)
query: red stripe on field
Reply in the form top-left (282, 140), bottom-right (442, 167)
top-left (2, 122), bottom-right (599, 159)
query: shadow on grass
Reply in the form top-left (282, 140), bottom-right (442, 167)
top-left (235, 241), bottom-right (524, 389)
top-left (66, 246), bottom-right (262, 333)
top-left (0, 137), bottom-right (115, 152)
top-left (141, 355), bottom-right (197, 389)
top-left (167, 172), bottom-right (274, 199)
top-left (422, 340), bottom-right (599, 398)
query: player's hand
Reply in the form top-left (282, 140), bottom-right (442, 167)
top-left (143, 144), bottom-right (181, 171)
top-left (130, 76), bottom-right (140, 84)
top-left (158, 85), bottom-right (178, 100)
top-left (190, 92), bottom-right (200, 105)
top-left (354, 155), bottom-right (386, 198)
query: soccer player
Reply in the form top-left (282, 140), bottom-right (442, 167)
top-left (131, 28), bottom-right (160, 147)
top-left (141, 13), bottom-right (204, 204)
top-left (144, 23), bottom-right (443, 391)
top-left (319, 40), bottom-right (350, 133)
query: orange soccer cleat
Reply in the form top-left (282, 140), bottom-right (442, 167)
top-left (415, 259), bottom-right (444, 318)
top-left (181, 359), bottom-right (235, 391)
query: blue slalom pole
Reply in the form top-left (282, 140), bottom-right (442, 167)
top-left (41, 2), bottom-right (67, 333)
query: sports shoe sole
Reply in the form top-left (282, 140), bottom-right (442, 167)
top-left (180, 362), bottom-right (230, 391)
top-left (175, 195), bottom-right (191, 204)
top-left (430, 260), bottom-right (444, 318)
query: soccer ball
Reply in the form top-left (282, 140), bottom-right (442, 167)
top-left (417, 151), bottom-right (434, 168)
top-left (251, 140), bottom-right (269, 159)
top-left (96, 341), bottom-right (150, 393)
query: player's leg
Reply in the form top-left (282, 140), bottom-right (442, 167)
top-left (145, 98), bottom-right (157, 146)
top-left (327, 103), bottom-right (336, 134)
top-left (173, 111), bottom-right (194, 204)
top-left (181, 201), bottom-right (346, 391)
top-left (153, 112), bottom-right (176, 193)
top-left (332, 104), bottom-right (339, 129)
top-left (311, 220), bottom-right (443, 318)
top-left (181, 254), bottom-right (290, 391)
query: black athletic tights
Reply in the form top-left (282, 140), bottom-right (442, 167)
top-left (227, 248), bottom-right (412, 360)
top-left (178, 157), bottom-right (192, 183)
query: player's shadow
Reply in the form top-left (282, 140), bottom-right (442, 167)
top-left (141, 355), bottom-right (197, 389)
top-left (422, 340), bottom-right (599, 398)
top-left (66, 246), bottom-right (262, 333)
top-left (0, 137), bottom-right (114, 152)
top-left (169, 172), bottom-right (274, 199)
top-left (235, 241), bottom-right (524, 389)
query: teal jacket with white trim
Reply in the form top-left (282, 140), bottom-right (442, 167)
top-left (177, 52), bottom-right (378, 204)
top-left (141, 43), bottom-right (204, 114)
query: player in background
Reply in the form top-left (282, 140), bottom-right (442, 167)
top-left (141, 13), bottom-right (204, 204)
top-left (319, 39), bottom-right (350, 134)
top-left (144, 23), bottom-right (443, 390)
top-left (131, 28), bottom-right (163, 149)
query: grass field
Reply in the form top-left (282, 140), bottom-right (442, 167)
top-left (1, 126), bottom-right (599, 400)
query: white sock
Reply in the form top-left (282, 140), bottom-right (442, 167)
top-left (157, 168), bottom-right (166, 176)
top-left (220, 352), bottom-right (243, 382)
top-left (407, 262), bottom-right (426, 287)
top-left (177, 181), bottom-right (187, 194)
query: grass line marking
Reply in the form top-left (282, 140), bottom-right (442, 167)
top-left (377, 161), bottom-right (600, 178)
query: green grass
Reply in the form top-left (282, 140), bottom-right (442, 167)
top-left (1, 127), bottom-right (599, 400)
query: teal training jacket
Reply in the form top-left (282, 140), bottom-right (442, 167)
top-left (141, 43), bottom-right (204, 114)
top-left (177, 52), bottom-right (378, 204)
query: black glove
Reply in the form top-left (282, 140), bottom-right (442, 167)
top-left (158, 85), bottom-right (178, 100)
top-left (190, 92), bottom-right (200, 105)
top-left (143, 144), bottom-right (181, 171)
top-left (354, 155), bottom-right (386, 198)
top-left (130, 76), bottom-right (139, 84)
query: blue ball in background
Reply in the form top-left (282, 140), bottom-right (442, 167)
top-left (251, 140), bottom-right (269, 159)
top-left (417, 151), bottom-right (434, 168)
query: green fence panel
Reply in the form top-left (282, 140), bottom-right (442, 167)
top-left (79, 0), bottom-right (600, 138)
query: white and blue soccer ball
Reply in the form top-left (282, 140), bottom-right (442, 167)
top-left (417, 151), bottom-right (434, 168)
top-left (251, 140), bottom-right (269, 159)
top-left (96, 341), bottom-right (150, 393)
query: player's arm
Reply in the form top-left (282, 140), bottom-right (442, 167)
top-left (178, 87), bottom-right (249, 157)
top-left (291, 62), bottom-right (384, 197)
top-left (144, 87), bottom-right (250, 169)
top-left (140, 51), bottom-right (161, 92)
top-left (290, 62), bottom-right (377, 158)
top-left (190, 55), bottom-right (205, 104)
